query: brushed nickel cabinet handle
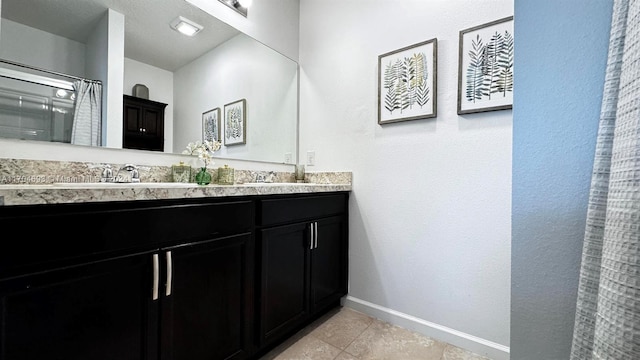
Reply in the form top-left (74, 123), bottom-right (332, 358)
top-left (165, 251), bottom-right (173, 297)
top-left (152, 254), bottom-right (159, 300)
top-left (310, 222), bottom-right (314, 250)
top-left (314, 222), bottom-right (319, 249)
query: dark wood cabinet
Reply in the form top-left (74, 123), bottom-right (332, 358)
top-left (123, 95), bottom-right (167, 151)
top-left (0, 252), bottom-right (157, 360)
top-left (0, 198), bottom-right (254, 360)
top-left (160, 233), bottom-right (253, 360)
top-left (256, 193), bottom-right (349, 349)
top-left (310, 215), bottom-right (347, 313)
top-left (259, 222), bottom-right (310, 346)
top-left (0, 192), bottom-right (349, 360)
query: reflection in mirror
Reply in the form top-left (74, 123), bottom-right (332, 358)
top-left (0, 0), bottom-right (298, 164)
top-left (0, 59), bottom-right (83, 144)
top-left (218, 0), bottom-right (249, 18)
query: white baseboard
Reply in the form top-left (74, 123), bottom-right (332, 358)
top-left (342, 296), bottom-right (510, 360)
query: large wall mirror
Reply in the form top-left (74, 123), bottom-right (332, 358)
top-left (0, 0), bottom-right (298, 164)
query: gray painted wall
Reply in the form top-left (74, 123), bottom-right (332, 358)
top-left (299, 1), bottom-right (512, 358)
top-left (511, 0), bottom-right (613, 359)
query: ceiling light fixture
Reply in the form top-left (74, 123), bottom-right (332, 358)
top-left (218, 0), bottom-right (250, 17)
top-left (170, 16), bottom-right (203, 37)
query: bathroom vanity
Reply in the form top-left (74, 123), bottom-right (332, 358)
top-left (0, 184), bottom-right (350, 360)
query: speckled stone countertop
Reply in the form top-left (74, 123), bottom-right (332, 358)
top-left (0, 182), bottom-right (352, 206)
top-left (0, 159), bottom-right (352, 206)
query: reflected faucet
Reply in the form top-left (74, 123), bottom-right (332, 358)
top-left (115, 164), bottom-right (140, 183)
top-left (100, 164), bottom-right (113, 182)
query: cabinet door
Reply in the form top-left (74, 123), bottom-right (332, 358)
top-left (142, 107), bottom-right (163, 137)
top-left (258, 222), bottom-right (310, 346)
top-left (310, 215), bottom-right (347, 314)
top-left (0, 252), bottom-right (157, 360)
top-left (123, 96), bottom-right (166, 151)
top-left (160, 233), bottom-right (253, 360)
top-left (124, 102), bottom-right (143, 134)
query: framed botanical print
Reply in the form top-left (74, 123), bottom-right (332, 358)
top-left (223, 99), bottom-right (246, 146)
top-left (378, 38), bottom-right (437, 124)
top-left (457, 16), bottom-right (514, 115)
top-left (202, 107), bottom-right (221, 142)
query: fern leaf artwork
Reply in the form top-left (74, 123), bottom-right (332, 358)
top-left (466, 34), bottom-right (485, 103)
top-left (485, 31), bottom-right (504, 98)
top-left (202, 108), bottom-right (220, 143)
top-left (384, 60), bottom-right (399, 90)
top-left (496, 30), bottom-right (514, 96)
top-left (225, 108), bottom-right (242, 140)
top-left (384, 85), bottom-right (398, 112)
top-left (458, 16), bottom-right (513, 114)
top-left (378, 38), bottom-right (436, 124)
top-left (223, 99), bottom-right (246, 145)
top-left (417, 83), bottom-right (430, 107)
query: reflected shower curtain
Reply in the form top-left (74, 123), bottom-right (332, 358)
top-left (570, 0), bottom-right (640, 359)
top-left (71, 79), bottom-right (102, 146)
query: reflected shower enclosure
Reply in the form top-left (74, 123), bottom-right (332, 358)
top-left (0, 59), bottom-right (102, 145)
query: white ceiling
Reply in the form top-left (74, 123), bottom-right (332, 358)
top-left (1, 0), bottom-right (241, 71)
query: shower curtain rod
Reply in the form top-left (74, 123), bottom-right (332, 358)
top-left (0, 67), bottom-right (75, 91)
top-left (0, 58), bottom-right (102, 84)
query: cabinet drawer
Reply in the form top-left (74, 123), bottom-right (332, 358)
top-left (0, 199), bottom-right (253, 279)
top-left (258, 194), bottom-right (346, 226)
top-left (150, 200), bottom-right (253, 244)
top-left (0, 205), bottom-right (155, 279)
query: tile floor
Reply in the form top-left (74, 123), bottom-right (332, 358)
top-left (258, 306), bottom-right (492, 360)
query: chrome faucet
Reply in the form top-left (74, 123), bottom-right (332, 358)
top-left (115, 164), bottom-right (140, 183)
top-left (255, 171), bottom-right (276, 183)
top-left (100, 164), bottom-right (113, 182)
top-left (266, 171), bottom-right (276, 183)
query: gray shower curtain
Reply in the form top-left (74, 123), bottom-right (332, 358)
top-left (570, 0), bottom-right (640, 359)
top-left (71, 79), bottom-right (102, 146)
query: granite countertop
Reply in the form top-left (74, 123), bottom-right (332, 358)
top-left (0, 182), bottom-right (352, 206)
top-left (0, 159), bottom-right (352, 206)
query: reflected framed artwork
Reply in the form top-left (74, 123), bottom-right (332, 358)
top-left (224, 99), bottom-right (246, 146)
top-left (457, 16), bottom-right (514, 115)
top-left (378, 38), bottom-right (437, 125)
top-left (202, 107), bottom-right (221, 142)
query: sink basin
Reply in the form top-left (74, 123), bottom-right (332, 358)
top-left (52, 182), bottom-right (201, 189)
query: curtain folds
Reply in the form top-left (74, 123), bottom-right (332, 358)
top-left (71, 79), bottom-right (102, 146)
top-left (570, 0), bottom-right (640, 359)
